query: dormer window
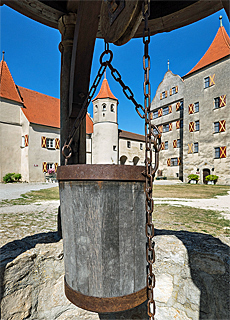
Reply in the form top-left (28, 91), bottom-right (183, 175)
top-left (102, 104), bottom-right (106, 111)
top-left (111, 104), bottom-right (115, 112)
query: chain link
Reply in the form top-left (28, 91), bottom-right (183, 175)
top-left (62, 42), bottom-right (145, 164)
top-left (142, 1), bottom-right (161, 319)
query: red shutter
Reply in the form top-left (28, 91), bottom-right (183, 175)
top-left (165, 90), bottom-right (167, 98)
top-left (170, 88), bottom-right (172, 96)
top-left (209, 74), bottom-right (215, 86)
top-left (161, 142), bottom-right (165, 150)
top-left (158, 108), bottom-right (163, 117)
top-left (189, 122), bottom-right (194, 132)
top-left (175, 86), bottom-right (178, 93)
top-left (173, 140), bottom-right (177, 148)
top-left (220, 95), bottom-right (226, 107)
top-left (188, 143), bottom-right (193, 154)
top-left (55, 138), bottom-right (60, 149)
top-left (178, 157), bottom-right (181, 165)
top-left (220, 146), bottom-right (226, 158)
top-left (169, 123), bottom-right (172, 131)
top-left (168, 105), bottom-right (172, 113)
top-left (55, 163), bottom-right (58, 172)
top-left (176, 120), bottom-right (180, 129)
top-left (219, 120), bottom-right (226, 132)
top-left (188, 104), bottom-right (194, 114)
top-left (160, 93), bottom-right (162, 100)
top-left (176, 102), bottom-right (180, 111)
top-left (25, 134), bottom-right (29, 147)
top-left (167, 159), bottom-right (171, 166)
top-left (158, 125), bottom-right (163, 133)
top-left (41, 136), bottom-right (47, 148)
top-left (42, 162), bottom-right (47, 173)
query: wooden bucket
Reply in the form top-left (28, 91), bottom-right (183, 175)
top-left (57, 164), bottom-right (146, 313)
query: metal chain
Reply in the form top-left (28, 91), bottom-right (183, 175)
top-left (142, 1), bottom-right (161, 319)
top-left (62, 42), bottom-right (145, 164)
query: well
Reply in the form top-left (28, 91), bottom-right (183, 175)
top-left (57, 164), bottom-right (147, 313)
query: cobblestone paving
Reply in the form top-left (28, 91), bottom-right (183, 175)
top-left (0, 200), bottom-right (59, 247)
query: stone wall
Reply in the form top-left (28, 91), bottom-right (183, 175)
top-left (0, 231), bottom-right (229, 320)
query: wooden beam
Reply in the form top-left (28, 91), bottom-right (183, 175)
top-left (69, 0), bottom-right (102, 118)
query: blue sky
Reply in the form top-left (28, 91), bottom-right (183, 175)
top-left (0, 5), bottom-right (229, 135)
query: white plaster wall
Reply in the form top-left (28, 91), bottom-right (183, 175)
top-left (0, 99), bottom-right (22, 181)
top-left (86, 135), bottom-right (92, 164)
top-left (92, 122), bottom-right (118, 164)
top-left (28, 124), bottom-right (60, 182)
top-left (119, 138), bottom-right (145, 166)
top-left (183, 57), bottom-right (230, 184)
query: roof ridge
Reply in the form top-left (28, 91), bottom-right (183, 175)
top-left (18, 85), bottom-right (59, 100)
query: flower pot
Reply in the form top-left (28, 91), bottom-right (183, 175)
top-left (190, 180), bottom-right (197, 184)
top-left (207, 181), bottom-right (214, 185)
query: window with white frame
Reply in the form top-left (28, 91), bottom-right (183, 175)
top-left (153, 110), bottom-right (158, 119)
top-left (194, 142), bottom-right (198, 153)
top-left (204, 77), bottom-right (210, 88)
top-left (47, 163), bottom-right (54, 170)
top-left (46, 138), bottom-right (55, 149)
top-left (22, 136), bottom-right (25, 148)
top-left (163, 106), bottom-right (169, 115)
top-left (171, 158), bottom-right (178, 166)
top-left (214, 122), bottom-right (219, 133)
top-left (177, 139), bottom-right (181, 148)
top-left (214, 147), bottom-right (220, 158)
top-left (172, 87), bottom-right (176, 94)
top-left (163, 124), bottom-right (169, 133)
top-left (195, 120), bottom-right (200, 131)
top-left (162, 91), bottom-right (166, 99)
top-left (194, 102), bottom-right (199, 113)
top-left (214, 97), bottom-right (220, 109)
top-left (165, 141), bottom-right (168, 150)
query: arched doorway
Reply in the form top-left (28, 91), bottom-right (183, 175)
top-left (120, 155), bottom-right (127, 165)
top-left (203, 168), bottom-right (210, 184)
top-left (133, 156), bottom-right (139, 166)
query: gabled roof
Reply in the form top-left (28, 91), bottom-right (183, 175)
top-left (119, 129), bottom-right (145, 142)
top-left (186, 25), bottom-right (230, 76)
top-left (19, 86), bottom-right (60, 128)
top-left (92, 78), bottom-right (117, 101)
top-left (0, 58), bottom-right (93, 132)
top-left (0, 59), bottom-right (23, 104)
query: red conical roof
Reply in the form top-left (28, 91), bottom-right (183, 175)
top-left (0, 59), bottom-right (23, 104)
top-left (92, 78), bottom-right (117, 101)
top-left (186, 25), bottom-right (230, 76)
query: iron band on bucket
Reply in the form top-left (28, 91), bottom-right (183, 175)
top-left (65, 278), bottom-right (147, 313)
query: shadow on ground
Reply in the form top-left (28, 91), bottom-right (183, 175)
top-left (0, 230), bottom-right (229, 319)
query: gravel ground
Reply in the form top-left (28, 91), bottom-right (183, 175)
top-left (0, 182), bottom-right (58, 201)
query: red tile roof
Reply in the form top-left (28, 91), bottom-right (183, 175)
top-left (0, 60), bottom-right (23, 104)
top-left (186, 26), bottom-right (230, 76)
top-left (19, 86), bottom-right (60, 128)
top-left (86, 113), bottom-right (93, 134)
top-left (92, 78), bottom-right (117, 101)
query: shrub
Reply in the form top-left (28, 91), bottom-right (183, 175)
top-left (3, 173), bottom-right (15, 183)
top-left (188, 174), bottom-right (199, 181)
top-left (205, 175), bottom-right (218, 182)
top-left (14, 173), bottom-right (22, 181)
top-left (3, 173), bottom-right (22, 183)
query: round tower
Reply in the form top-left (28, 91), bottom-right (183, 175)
top-left (92, 76), bottom-right (118, 164)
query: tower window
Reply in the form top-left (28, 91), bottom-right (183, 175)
top-left (127, 141), bottom-right (131, 148)
top-left (111, 104), bottom-right (115, 112)
top-left (140, 143), bottom-right (143, 150)
top-left (95, 105), bottom-right (98, 113)
top-left (103, 113), bottom-right (105, 117)
top-left (113, 145), bottom-right (117, 151)
top-left (102, 104), bottom-right (106, 111)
